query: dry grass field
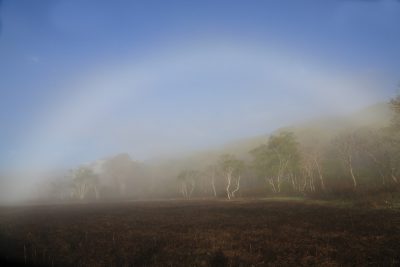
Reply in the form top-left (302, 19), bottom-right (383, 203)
top-left (0, 199), bottom-right (399, 267)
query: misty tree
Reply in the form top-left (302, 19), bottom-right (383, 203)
top-left (71, 166), bottom-right (99, 200)
top-left (204, 164), bottom-right (219, 197)
top-left (46, 176), bottom-right (71, 200)
top-left (354, 129), bottom-right (394, 186)
top-left (251, 144), bottom-right (274, 191)
top-left (219, 154), bottom-right (244, 199)
top-left (102, 153), bottom-right (135, 197)
top-left (250, 132), bottom-right (300, 193)
top-left (388, 94), bottom-right (400, 183)
top-left (299, 142), bottom-right (326, 192)
top-left (333, 132), bottom-right (361, 189)
top-left (300, 152), bottom-right (316, 192)
top-left (177, 170), bottom-right (199, 199)
top-left (390, 94), bottom-right (400, 129)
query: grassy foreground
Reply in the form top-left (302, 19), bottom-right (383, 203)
top-left (0, 198), bottom-right (399, 266)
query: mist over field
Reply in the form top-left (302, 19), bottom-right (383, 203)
top-left (1, 1), bottom-right (400, 266)
top-left (0, 0), bottom-right (399, 203)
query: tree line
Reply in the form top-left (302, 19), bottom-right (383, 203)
top-left (176, 96), bottom-right (400, 199)
top-left (44, 96), bottom-right (400, 201)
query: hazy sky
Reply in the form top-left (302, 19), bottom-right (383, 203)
top-left (0, 0), bottom-right (400, 171)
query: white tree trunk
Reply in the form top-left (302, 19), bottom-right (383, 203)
top-left (226, 171), bottom-right (232, 200)
top-left (78, 183), bottom-right (87, 200)
top-left (268, 178), bottom-right (277, 193)
top-left (188, 179), bottom-right (195, 199)
top-left (184, 183), bottom-right (188, 199)
top-left (348, 155), bottom-right (357, 188)
top-left (314, 158), bottom-right (325, 191)
top-left (94, 185), bottom-right (100, 200)
top-left (211, 175), bottom-right (217, 197)
top-left (231, 175), bottom-right (241, 198)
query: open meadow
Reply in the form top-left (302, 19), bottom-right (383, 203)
top-left (0, 199), bottom-right (399, 267)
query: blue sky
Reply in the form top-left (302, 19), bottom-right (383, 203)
top-left (0, 0), bottom-right (400, 172)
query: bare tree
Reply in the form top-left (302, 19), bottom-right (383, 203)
top-left (177, 170), bottom-right (199, 199)
top-left (231, 175), bottom-right (241, 198)
top-left (205, 165), bottom-right (218, 197)
top-left (334, 133), bottom-right (359, 189)
top-left (300, 153), bottom-right (315, 192)
top-left (219, 154), bottom-right (244, 199)
top-left (70, 166), bottom-right (99, 200)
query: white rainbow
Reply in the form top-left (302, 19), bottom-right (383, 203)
top-left (5, 39), bottom-right (380, 201)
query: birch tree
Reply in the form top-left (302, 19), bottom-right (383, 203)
top-left (219, 154), bottom-right (244, 199)
top-left (334, 132), bottom-right (360, 189)
top-left (205, 165), bottom-right (218, 197)
top-left (300, 144), bottom-right (326, 192)
top-left (177, 170), bottom-right (199, 199)
top-left (71, 166), bottom-right (99, 200)
top-left (250, 132), bottom-right (300, 193)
